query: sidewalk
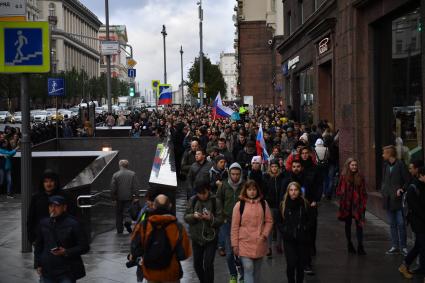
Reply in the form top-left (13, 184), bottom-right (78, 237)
top-left (0, 193), bottom-right (423, 283)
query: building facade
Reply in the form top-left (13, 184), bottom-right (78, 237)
top-left (274, 0), bottom-right (424, 220)
top-left (234, 0), bottom-right (276, 105)
top-left (219, 52), bottom-right (238, 101)
top-left (99, 25), bottom-right (130, 82)
top-left (38, 0), bottom-right (102, 78)
top-left (26, 0), bottom-right (40, 21)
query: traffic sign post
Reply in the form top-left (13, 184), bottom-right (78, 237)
top-left (0, 21), bottom-right (50, 253)
top-left (0, 21), bottom-right (50, 73)
top-left (48, 78), bottom-right (65, 140)
top-left (128, 68), bottom-right (136, 78)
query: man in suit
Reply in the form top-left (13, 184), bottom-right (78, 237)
top-left (111, 159), bottom-right (140, 234)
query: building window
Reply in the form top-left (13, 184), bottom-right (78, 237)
top-left (299, 66), bottom-right (314, 123)
top-left (287, 11), bottom-right (292, 35)
top-left (376, 7), bottom-right (422, 167)
top-left (49, 3), bottom-right (56, 17)
top-left (299, 0), bottom-right (304, 25)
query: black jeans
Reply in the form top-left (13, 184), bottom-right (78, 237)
top-left (345, 217), bottom-right (363, 246)
top-left (284, 240), bottom-right (307, 283)
top-left (115, 200), bottom-right (131, 233)
top-left (306, 206), bottom-right (318, 267)
top-left (405, 233), bottom-right (425, 269)
top-left (192, 239), bottom-right (218, 283)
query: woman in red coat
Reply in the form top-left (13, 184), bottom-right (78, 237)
top-left (336, 158), bottom-right (368, 255)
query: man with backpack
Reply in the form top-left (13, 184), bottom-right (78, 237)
top-left (217, 162), bottom-right (245, 283)
top-left (313, 139), bottom-right (330, 199)
top-left (131, 194), bottom-right (191, 283)
top-left (184, 181), bottom-right (223, 283)
top-left (398, 166), bottom-right (425, 279)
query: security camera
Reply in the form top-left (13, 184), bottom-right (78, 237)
top-left (267, 39), bottom-right (273, 46)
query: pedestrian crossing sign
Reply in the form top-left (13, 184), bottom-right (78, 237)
top-left (0, 21), bottom-right (50, 73)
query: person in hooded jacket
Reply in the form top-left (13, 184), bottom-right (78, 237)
top-left (184, 181), bottom-right (224, 283)
top-left (27, 170), bottom-right (65, 244)
top-left (263, 159), bottom-right (286, 256)
top-left (248, 156), bottom-right (265, 194)
top-left (231, 180), bottom-right (273, 283)
top-left (278, 182), bottom-right (314, 283)
top-left (217, 162), bottom-right (245, 283)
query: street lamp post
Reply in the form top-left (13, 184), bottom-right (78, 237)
top-left (161, 25), bottom-right (167, 84)
top-left (180, 46), bottom-right (184, 105)
top-left (198, 0), bottom-right (204, 106)
top-left (105, 0), bottom-right (112, 114)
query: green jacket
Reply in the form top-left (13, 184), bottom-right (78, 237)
top-left (184, 194), bottom-right (223, 246)
top-left (217, 178), bottom-right (244, 222)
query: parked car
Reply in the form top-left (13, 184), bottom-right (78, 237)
top-left (33, 110), bottom-right (49, 123)
top-left (0, 111), bottom-right (12, 123)
top-left (12, 112), bottom-right (21, 123)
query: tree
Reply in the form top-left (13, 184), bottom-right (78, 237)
top-left (186, 55), bottom-right (227, 103)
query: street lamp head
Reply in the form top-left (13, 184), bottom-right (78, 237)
top-left (180, 45), bottom-right (183, 54)
top-left (161, 25), bottom-right (167, 36)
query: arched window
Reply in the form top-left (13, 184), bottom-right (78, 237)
top-left (49, 3), bottom-right (56, 17)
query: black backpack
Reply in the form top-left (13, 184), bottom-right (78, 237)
top-left (142, 220), bottom-right (183, 270)
top-left (239, 199), bottom-right (266, 226)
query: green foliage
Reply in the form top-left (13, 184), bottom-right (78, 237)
top-left (186, 55), bottom-right (227, 103)
top-left (0, 69), bottom-right (130, 102)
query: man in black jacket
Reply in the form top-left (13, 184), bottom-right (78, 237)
top-left (399, 166), bottom-right (425, 279)
top-left (35, 195), bottom-right (89, 283)
top-left (187, 149), bottom-right (212, 198)
top-left (27, 170), bottom-right (65, 244)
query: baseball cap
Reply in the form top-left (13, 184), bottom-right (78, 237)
top-left (48, 195), bottom-right (66, 205)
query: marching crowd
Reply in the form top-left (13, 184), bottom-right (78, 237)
top-left (21, 104), bottom-right (425, 283)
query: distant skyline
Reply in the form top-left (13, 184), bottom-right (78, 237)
top-left (79, 0), bottom-right (235, 94)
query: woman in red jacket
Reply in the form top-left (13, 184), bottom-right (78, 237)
top-left (336, 158), bottom-right (368, 255)
top-left (231, 180), bottom-right (273, 283)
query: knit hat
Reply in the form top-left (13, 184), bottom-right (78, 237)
top-left (251, 156), bottom-right (262, 164)
top-left (214, 154), bottom-right (226, 163)
top-left (315, 138), bottom-right (324, 146)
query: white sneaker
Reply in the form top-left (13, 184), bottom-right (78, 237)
top-left (401, 248), bottom-right (409, 257)
top-left (386, 247), bottom-right (399, 255)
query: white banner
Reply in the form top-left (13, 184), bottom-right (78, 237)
top-left (0, 0), bottom-right (26, 17)
top-left (100, 40), bottom-right (119, 55)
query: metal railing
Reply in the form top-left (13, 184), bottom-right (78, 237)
top-left (77, 189), bottom-right (148, 208)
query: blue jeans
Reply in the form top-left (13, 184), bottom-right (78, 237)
top-left (40, 276), bottom-right (75, 283)
top-left (223, 221), bottom-right (243, 278)
top-left (324, 164), bottom-right (337, 197)
top-left (240, 257), bottom-right (262, 283)
top-left (218, 224), bottom-right (226, 249)
top-left (387, 209), bottom-right (407, 249)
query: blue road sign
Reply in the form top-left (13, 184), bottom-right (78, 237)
top-left (128, 68), bottom-right (136, 78)
top-left (0, 21), bottom-right (50, 73)
top-left (48, 78), bottom-right (65, 96)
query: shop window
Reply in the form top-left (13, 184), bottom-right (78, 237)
top-left (299, 66), bottom-right (314, 124)
top-left (376, 7), bottom-right (422, 166)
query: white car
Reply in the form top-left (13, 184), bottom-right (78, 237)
top-left (13, 112), bottom-right (22, 123)
top-left (0, 111), bottom-right (12, 123)
top-left (33, 110), bottom-right (49, 123)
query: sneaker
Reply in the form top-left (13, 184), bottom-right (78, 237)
top-left (398, 264), bottom-right (413, 279)
top-left (401, 248), bottom-right (409, 257)
top-left (267, 248), bottom-right (272, 258)
top-left (304, 266), bottom-right (315, 275)
top-left (229, 275), bottom-right (237, 283)
top-left (6, 194), bottom-right (15, 199)
top-left (386, 247), bottom-right (399, 255)
top-left (124, 222), bottom-right (132, 234)
top-left (357, 245), bottom-right (366, 256)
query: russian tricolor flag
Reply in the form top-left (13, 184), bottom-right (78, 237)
top-left (256, 124), bottom-right (269, 162)
top-left (212, 93), bottom-right (234, 119)
top-left (158, 84), bottom-right (172, 105)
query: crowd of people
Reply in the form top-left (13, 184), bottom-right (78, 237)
top-left (18, 104), bottom-right (425, 283)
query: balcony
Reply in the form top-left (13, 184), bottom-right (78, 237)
top-left (48, 16), bottom-right (57, 25)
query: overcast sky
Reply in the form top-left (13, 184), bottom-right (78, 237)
top-left (79, 0), bottom-right (235, 93)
